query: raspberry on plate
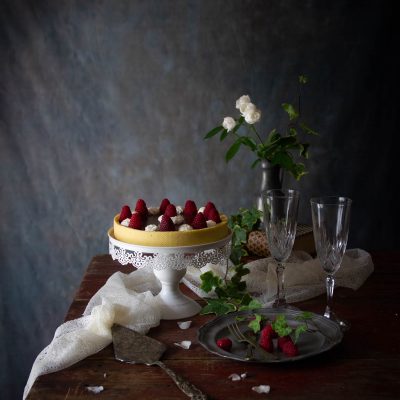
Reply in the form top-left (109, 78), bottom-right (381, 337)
top-left (216, 337), bottom-right (232, 351)
top-left (281, 340), bottom-right (299, 357)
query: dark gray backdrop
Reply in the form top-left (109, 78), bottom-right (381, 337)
top-left (1, 0), bottom-right (398, 398)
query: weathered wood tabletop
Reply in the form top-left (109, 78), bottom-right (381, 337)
top-left (27, 252), bottom-right (400, 399)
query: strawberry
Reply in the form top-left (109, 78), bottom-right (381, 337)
top-left (281, 340), bottom-right (299, 357)
top-left (159, 198), bottom-right (170, 214)
top-left (207, 207), bottom-right (221, 223)
top-left (128, 213), bottom-right (144, 230)
top-left (191, 212), bottom-right (207, 229)
top-left (203, 201), bottom-right (216, 219)
top-left (159, 215), bottom-right (175, 231)
top-left (216, 337), bottom-right (232, 351)
top-left (164, 204), bottom-right (177, 217)
top-left (135, 198), bottom-right (148, 218)
top-left (119, 205), bottom-right (132, 222)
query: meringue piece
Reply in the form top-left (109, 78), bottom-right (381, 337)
top-left (177, 321), bottom-right (192, 330)
top-left (145, 224), bottom-right (159, 232)
top-left (147, 206), bottom-right (160, 215)
top-left (171, 215), bottom-right (185, 225)
top-left (206, 220), bottom-right (216, 228)
top-left (174, 340), bottom-right (191, 349)
top-left (158, 215), bottom-right (163, 223)
top-left (228, 373), bottom-right (241, 381)
top-left (240, 372), bottom-right (247, 379)
top-left (198, 206), bottom-right (205, 213)
top-left (86, 386), bottom-right (104, 394)
top-left (120, 218), bottom-right (130, 227)
top-left (252, 385), bottom-right (270, 394)
top-left (178, 224), bottom-right (193, 231)
top-left (176, 205), bottom-right (184, 214)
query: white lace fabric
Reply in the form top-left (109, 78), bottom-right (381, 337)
top-left (23, 266), bottom-right (161, 399)
top-left (184, 248), bottom-right (374, 306)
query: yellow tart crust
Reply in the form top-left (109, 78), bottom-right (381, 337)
top-left (113, 214), bottom-right (229, 247)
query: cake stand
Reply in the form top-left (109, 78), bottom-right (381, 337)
top-left (108, 228), bottom-right (232, 320)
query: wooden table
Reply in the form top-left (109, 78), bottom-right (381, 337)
top-left (27, 252), bottom-right (400, 399)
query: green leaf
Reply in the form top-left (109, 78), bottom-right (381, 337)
top-left (204, 125), bottom-right (224, 139)
top-left (199, 271), bottom-right (222, 293)
top-left (225, 139), bottom-right (242, 162)
top-left (282, 103), bottom-right (299, 121)
top-left (270, 151), bottom-right (294, 170)
top-left (200, 299), bottom-right (236, 316)
top-left (220, 129), bottom-right (229, 141)
top-left (232, 225), bottom-right (247, 246)
top-left (265, 129), bottom-right (280, 145)
top-left (272, 315), bottom-right (293, 337)
top-left (299, 143), bottom-right (310, 158)
top-left (289, 127), bottom-right (297, 137)
top-left (248, 314), bottom-right (263, 333)
top-left (299, 122), bottom-right (318, 136)
top-left (251, 158), bottom-right (261, 169)
top-left (238, 299), bottom-right (263, 311)
top-left (240, 137), bottom-right (257, 151)
top-left (299, 75), bottom-right (308, 84)
top-left (294, 324), bottom-right (307, 343)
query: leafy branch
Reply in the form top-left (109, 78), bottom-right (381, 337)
top-left (200, 207), bottom-right (263, 316)
top-left (204, 75), bottom-right (318, 181)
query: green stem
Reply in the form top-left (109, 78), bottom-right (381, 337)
top-left (249, 124), bottom-right (264, 144)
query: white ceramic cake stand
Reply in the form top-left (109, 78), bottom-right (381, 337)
top-left (108, 228), bottom-right (232, 320)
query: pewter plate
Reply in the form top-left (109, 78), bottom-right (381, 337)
top-left (198, 308), bottom-right (343, 363)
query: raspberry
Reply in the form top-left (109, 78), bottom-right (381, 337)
top-left (191, 212), bottom-right (207, 229)
top-left (159, 215), bottom-right (175, 231)
top-left (164, 204), bottom-right (177, 217)
top-left (159, 198), bottom-right (170, 214)
top-left (135, 198), bottom-right (148, 218)
top-left (216, 337), bottom-right (232, 351)
top-left (119, 205), bottom-right (132, 222)
top-left (281, 340), bottom-right (299, 357)
top-left (184, 200), bottom-right (197, 215)
top-left (128, 213), bottom-right (144, 230)
top-left (277, 335), bottom-right (292, 351)
top-left (259, 334), bottom-right (273, 352)
top-left (203, 201), bottom-right (216, 219)
top-left (261, 324), bottom-right (277, 339)
top-left (207, 208), bottom-right (221, 223)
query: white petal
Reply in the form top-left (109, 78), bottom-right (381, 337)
top-left (174, 340), bottom-right (192, 349)
top-left (252, 385), bottom-right (271, 394)
top-left (228, 373), bottom-right (241, 381)
top-left (86, 386), bottom-right (104, 394)
top-left (177, 321), bottom-right (192, 330)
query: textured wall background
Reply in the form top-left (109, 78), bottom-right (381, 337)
top-left (0, 0), bottom-right (397, 398)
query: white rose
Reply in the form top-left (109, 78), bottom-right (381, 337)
top-left (243, 103), bottom-right (261, 125)
top-left (235, 95), bottom-right (251, 113)
top-left (222, 116), bottom-right (236, 132)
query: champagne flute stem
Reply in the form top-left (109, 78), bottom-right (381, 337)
top-left (324, 274), bottom-right (335, 319)
top-left (273, 262), bottom-right (287, 307)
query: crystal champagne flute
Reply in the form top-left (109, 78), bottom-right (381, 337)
top-left (310, 196), bottom-right (352, 330)
top-left (262, 189), bottom-right (300, 308)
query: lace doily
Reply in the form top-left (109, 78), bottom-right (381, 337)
top-left (109, 231), bottom-right (232, 270)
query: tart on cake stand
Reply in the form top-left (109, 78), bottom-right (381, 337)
top-left (108, 228), bottom-right (232, 320)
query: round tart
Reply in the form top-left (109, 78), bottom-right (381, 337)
top-left (113, 213), bottom-right (229, 247)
